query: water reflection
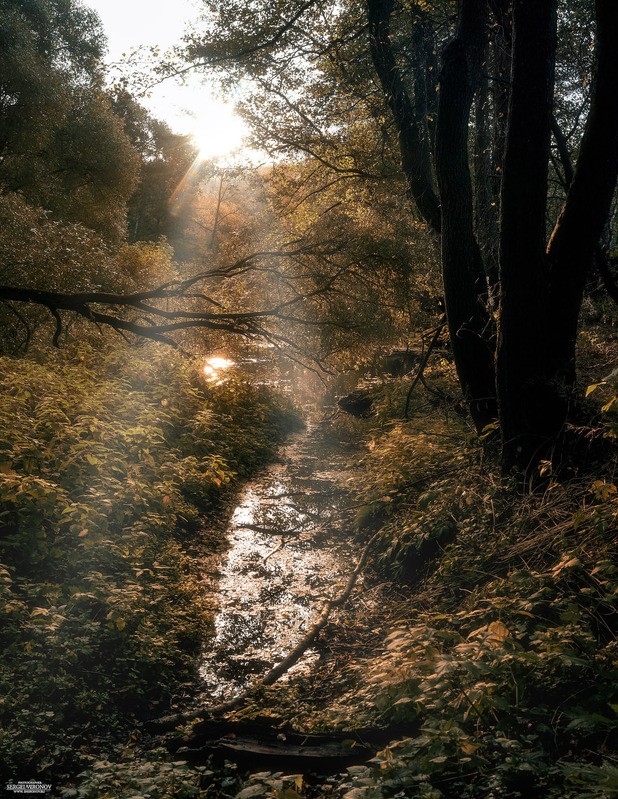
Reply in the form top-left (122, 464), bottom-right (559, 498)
top-left (203, 356), bottom-right (236, 383)
top-left (198, 422), bottom-right (358, 702)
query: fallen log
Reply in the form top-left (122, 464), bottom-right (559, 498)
top-left (171, 719), bottom-right (415, 775)
top-left (178, 736), bottom-right (371, 773)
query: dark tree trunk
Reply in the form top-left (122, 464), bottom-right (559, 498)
top-left (489, 1), bottom-right (511, 221)
top-left (422, 10), bottom-right (439, 155)
top-left (545, 0), bottom-right (618, 392)
top-left (367, 0), bottom-right (442, 232)
top-left (410, 4), bottom-right (439, 163)
top-left (436, 0), bottom-right (498, 434)
top-left (497, 0), bottom-right (558, 474)
top-left (474, 43), bottom-right (499, 295)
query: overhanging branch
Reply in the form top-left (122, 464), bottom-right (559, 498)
top-left (0, 241), bottom-right (359, 369)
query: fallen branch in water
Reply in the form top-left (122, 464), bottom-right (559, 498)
top-left (263, 540), bottom-right (285, 561)
top-left (151, 531), bottom-right (380, 731)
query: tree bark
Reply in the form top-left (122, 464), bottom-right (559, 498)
top-left (497, 0), bottom-right (558, 474)
top-left (488, 0), bottom-right (511, 209)
top-left (410, 4), bottom-right (438, 165)
top-left (474, 41), bottom-right (499, 295)
top-left (545, 0), bottom-right (618, 388)
top-left (436, 0), bottom-right (498, 434)
top-left (367, 0), bottom-right (442, 232)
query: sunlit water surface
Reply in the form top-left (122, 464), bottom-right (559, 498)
top-left (198, 418), bottom-right (358, 702)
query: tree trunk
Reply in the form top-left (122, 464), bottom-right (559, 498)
top-left (474, 41), bottom-right (499, 296)
top-left (488, 0), bottom-right (511, 208)
top-left (436, 0), bottom-right (498, 434)
top-left (410, 4), bottom-right (438, 165)
top-left (545, 0), bottom-right (618, 393)
top-left (367, 0), bottom-right (442, 232)
top-left (497, 0), bottom-right (558, 474)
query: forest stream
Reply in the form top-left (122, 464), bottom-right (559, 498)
top-left (197, 408), bottom-right (360, 705)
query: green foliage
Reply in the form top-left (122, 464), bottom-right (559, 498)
top-left (0, 192), bottom-right (113, 293)
top-left (0, 344), bottom-right (299, 783)
top-left (0, 195), bottom-right (184, 354)
top-left (0, 0), bottom-right (138, 241)
top-left (59, 751), bottom-right (218, 799)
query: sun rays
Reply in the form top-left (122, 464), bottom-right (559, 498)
top-left (191, 101), bottom-right (246, 161)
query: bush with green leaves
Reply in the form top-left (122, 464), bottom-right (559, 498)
top-left (0, 343), bottom-right (299, 784)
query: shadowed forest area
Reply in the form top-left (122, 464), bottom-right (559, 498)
top-left (0, 0), bottom-right (617, 797)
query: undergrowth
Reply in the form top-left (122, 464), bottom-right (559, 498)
top-left (317, 358), bottom-right (618, 798)
top-left (3, 338), bottom-right (616, 799)
top-left (0, 343), bottom-right (299, 788)
top-left (234, 353), bottom-right (617, 799)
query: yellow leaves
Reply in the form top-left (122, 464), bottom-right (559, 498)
top-left (479, 421), bottom-right (500, 442)
top-left (78, 528), bottom-right (89, 537)
top-left (585, 382), bottom-right (604, 397)
top-left (106, 608), bottom-right (127, 631)
top-left (585, 375), bottom-right (617, 413)
top-left (487, 620), bottom-right (510, 644)
top-left (3, 600), bottom-right (25, 614)
top-left (467, 620), bottom-right (510, 648)
top-left (460, 739), bottom-right (479, 755)
top-left (590, 480), bottom-right (617, 501)
top-left (538, 459), bottom-right (553, 477)
top-left (551, 554), bottom-right (582, 577)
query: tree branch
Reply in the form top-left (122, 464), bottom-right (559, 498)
top-left (366, 0), bottom-right (442, 231)
top-left (0, 241), bottom-right (358, 369)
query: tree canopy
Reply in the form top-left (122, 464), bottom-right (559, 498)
top-left (0, 0), bottom-right (617, 477)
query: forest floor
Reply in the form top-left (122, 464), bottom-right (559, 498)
top-left (153, 327), bottom-right (617, 799)
top-left (1, 330), bottom-right (616, 799)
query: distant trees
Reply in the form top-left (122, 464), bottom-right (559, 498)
top-left (0, 0), bottom-right (139, 241)
top-left (0, 1), bottom-right (197, 246)
top-left (112, 90), bottom-right (197, 243)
